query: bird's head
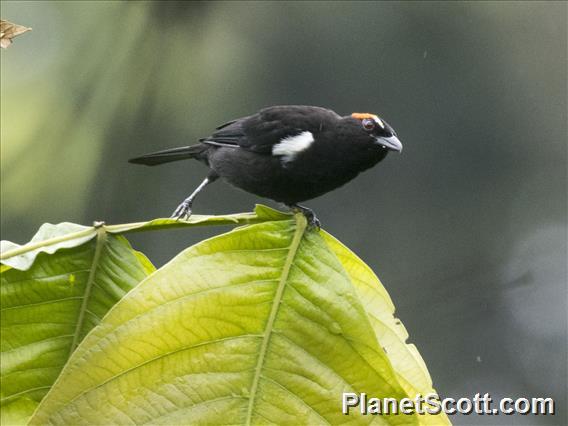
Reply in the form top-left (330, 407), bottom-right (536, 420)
top-left (347, 112), bottom-right (403, 153)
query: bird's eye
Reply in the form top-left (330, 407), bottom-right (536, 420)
top-left (362, 118), bottom-right (375, 131)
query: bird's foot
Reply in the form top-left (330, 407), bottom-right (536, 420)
top-left (171, 200), bottom-right (192, 221)
top-left (289, 204), bottom-right (321, 229)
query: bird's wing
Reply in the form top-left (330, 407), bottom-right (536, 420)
top-left (199, 118), bottom-right (248, 147)
top-left (200, 106), bottom-right (340, 154)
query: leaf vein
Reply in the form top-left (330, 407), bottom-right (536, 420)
top-left (0, 385), bottom-right (51, 404)
top-left (1, 334), bottom-right (74, 354)
top-left (260, 374), bottom-right (330, 425)
top-left (245, 217), bottom-right (306, 425)
top-left (1, 269), bottom-right (91, 285)
top-left (57, 334), bottom-right (263, 409)
top-left (0, 296), bottom-right (83, 312)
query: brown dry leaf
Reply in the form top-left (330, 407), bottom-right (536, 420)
top-left (0, 19), bottom-right (32, 49)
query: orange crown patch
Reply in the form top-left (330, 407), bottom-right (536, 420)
top-left (351, 112), bottom-right (385, 128)
top-left (351, 112), bottom-right (378, 120)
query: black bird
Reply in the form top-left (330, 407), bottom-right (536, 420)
top-left (129, 105), bottom-right (402, 226)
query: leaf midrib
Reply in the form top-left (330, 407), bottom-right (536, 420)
top-left (68, 227), bottom-right (106, 355)
top-left (245, 215), bottom-right (307, 425)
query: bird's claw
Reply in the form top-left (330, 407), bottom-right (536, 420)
top-left (304, 212), bottom-right (321, 230)
top-left (289, 204), bottom-right (321, 230)
top-left (171, 201), bottom-right (192, 221)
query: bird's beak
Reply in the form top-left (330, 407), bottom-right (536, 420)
top-left (376, 135), bottom-right (403, 153)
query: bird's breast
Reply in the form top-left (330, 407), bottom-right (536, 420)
top-left (207, 142), bottom-right (385, 204)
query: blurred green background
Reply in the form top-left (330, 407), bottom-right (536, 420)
top-left (1, 1), bottom-right (566, 424)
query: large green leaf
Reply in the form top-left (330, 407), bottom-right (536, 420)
top-left (104, 204), bottom-right (291, 235)
top-left (0, 207), bottom-right (287, 425)
top-left (29, 214), bottom-right (447, 425)
top-left (322, 233), bottom-right (450, 425)
top-left (0, 230), bottom-right (155, 425)
top-left (0, 206), bottom-right (291, 271)
top-left (0, 223), bottom-right (96, 271)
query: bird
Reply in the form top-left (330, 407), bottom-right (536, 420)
top-left (129, 105), bottom-right (402, 226)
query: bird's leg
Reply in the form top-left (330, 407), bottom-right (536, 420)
top-left (171, 172), bottom-right (218, 220)
top-left (287, 204), bottom-right (321, 229)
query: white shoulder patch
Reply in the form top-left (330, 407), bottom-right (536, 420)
top-left (272, 131), bottom-right (314, 163)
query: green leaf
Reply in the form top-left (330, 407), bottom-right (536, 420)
top-left (0, 230), bottom-right (155, 425)
top-left (0, 205), bottom-right (291, 271)
top-left (105, 204), bottom-right (292, 235)
top-left (0, 209), bottom-right (282, 426)
top-left (29, 215), bottom-right (446, 425)
top-left (322, 232), bottom-right (450, 425)
top-left (0, 223), bottom-right (95, 271)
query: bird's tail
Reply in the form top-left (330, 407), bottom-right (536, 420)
top-left (128, 144), bottom-right (206, 166)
